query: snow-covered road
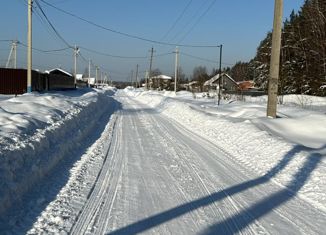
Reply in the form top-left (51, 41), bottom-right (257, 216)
top-left (68, 91), bottom-right (325, 234)
top-left (1, 89), bottom-right (325, 234)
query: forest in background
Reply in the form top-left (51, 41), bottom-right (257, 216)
top-left (229, 0), bottom-right (325, 96)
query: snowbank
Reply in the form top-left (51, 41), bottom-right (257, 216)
top-left (0, 88), bottom-right (117, 214)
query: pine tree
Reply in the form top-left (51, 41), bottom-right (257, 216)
top-left (239, 0), bottom-right (326, 96)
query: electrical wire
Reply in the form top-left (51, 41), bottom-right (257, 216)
top-left (153, 52), bottom-right (174, 58)
top-left (18, 41), bottom-right (71, 53)
top-left (39, 0), bottom-right (218, 48)
top-left (180, 51), bottom-right (234, 66)
top-left (177, 0), bottom-right (217, 44)
top-left (180, 52), bottom-right (218, 64)
top-left (33, 5), bottom-right (69, 48)
top-left (34, 0), bottom-right (73, 48)
top-left (79, 46), bottom-right (148, 59)
top-left (17, 0), bottom-right (71, 49)
top-left (168, 0), bottom-right (211, 43)
top-left (160, 0), bottom-right (193, 41)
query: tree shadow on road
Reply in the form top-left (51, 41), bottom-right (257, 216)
top-left (107, 145), bottom-right (325, 235)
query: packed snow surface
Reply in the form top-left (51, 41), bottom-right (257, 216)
top-left (127, 88), bottom-right (326, 210)
top-left (0, 87), bottom-right (325, 234)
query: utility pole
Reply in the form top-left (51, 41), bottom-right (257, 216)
top-left (74, 45), bottom-right (79, 88)
top-left (267, 0), bottom-right (283, 118)
top-left (88, 59), bottom-right (91, 79)
top-left (217, 44), bottom-right (223, 105)
top-left (135, 64), bottom-right (139, 88)
top-left (130, 70), bottom-right (134, 87)
top-left (88, 59), bottom-right (91, 87)
top-left (13, 41), bottom-right (17, 69)
top-left (174, 46), bottom-right (179, 93)
top-left (95, 66), bottom-right (99, 88)
top-left (27, 0), bottom-right (33, 92)
top-left (148, 47), bottom-right (154, 89)
top-left (6, 40), bottom-right (18, 68)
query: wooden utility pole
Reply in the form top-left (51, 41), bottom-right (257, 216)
top-left (148, 47), bottom-right (154, 89)
top-left (267, 0), bottom-right (283, 117)
top-left (74, 45), bottom-right (79, 88)
top-left (135, 64), bottom-right (139, 88)
top-left (14, 41), bottom-right (17, 69)
top-left (88, 59), bottom-right (91, 79)
top-left (27, 0), bottom-right (33, 92)
top-left (174, 47), bottom-right (179, 93)
top-left (217, 44), bottom-right (223, 105)
top-left (95, 66), bottom-right (99, 88)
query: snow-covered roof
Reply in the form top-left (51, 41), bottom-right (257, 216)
top-left (204, 74), bottom-right (220, 86)
top-left (186, 81), bottom-right (198, 86)
top-left (204, 73), bottom-right (238, 86)
top-left (45, 68), bottom-right (72, 77)
top-left (151, 75), bottom-right (172, 80)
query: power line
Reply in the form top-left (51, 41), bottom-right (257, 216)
top-left (160, 0), bottom-right (193, 41)
top-left (18, 0), bottom-right (71, 49)
top-left (153, 52), bottom-right (174, 57)
top-left (180, 52), bottom-right (218, 64)
top-left (33, 4), bottom-right (69, 47)
top-left (79, 46), bottom-right (148, 59)
top-left (168, 0), bottom-right (211, 43)
top-left (18, 41), bottom-right (71, 53)
top-left (177, 0), bottom-right (217, 44)
top-left (34, 0), bottom-right (73, 48)
top-left (39, 0), bottom-right (218, 48)
top-left (180, 51), bottom-right (233, 66)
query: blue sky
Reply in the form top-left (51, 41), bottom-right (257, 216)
top-left (1, 0), bottom-right (304, 81)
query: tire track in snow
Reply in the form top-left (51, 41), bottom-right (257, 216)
top-left (149, 113), bottom-right (252, 234)
top-left (129, 96), bottom-right (295, 234)
top-left (120, 97), bottom-right (248, 233)
top-left (71, 92), bottom-right (325, 235)
top-left (69, 113), bottom-right (124, 235)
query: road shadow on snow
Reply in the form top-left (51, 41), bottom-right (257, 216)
top-left (107, 145), bottom-right (325, 235)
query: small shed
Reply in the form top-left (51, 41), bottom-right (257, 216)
top-left (45, 68), bottom-right (74, 90)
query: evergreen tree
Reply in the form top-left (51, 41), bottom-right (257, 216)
top-left (240, 0), bottom-right (326, 96)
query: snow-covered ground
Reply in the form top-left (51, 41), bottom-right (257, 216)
top-left (0, 87), bottom-right (325, 234)
top-left (0, 88), bottom-right (118, 218)
top-left (126, 88), bottom-right (326, 210)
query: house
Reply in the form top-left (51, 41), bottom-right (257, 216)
top-left (237, 80), bottom-right (255, 91)
top-left (204, 73), bottom-right (239, 92)
top-left (150, 74), bottom-right (172, 90)
top-left (204, 73), bottom-right (258, 93)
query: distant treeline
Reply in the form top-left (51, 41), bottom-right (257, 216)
top-left (228, 0), bottom-right (326, 96)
